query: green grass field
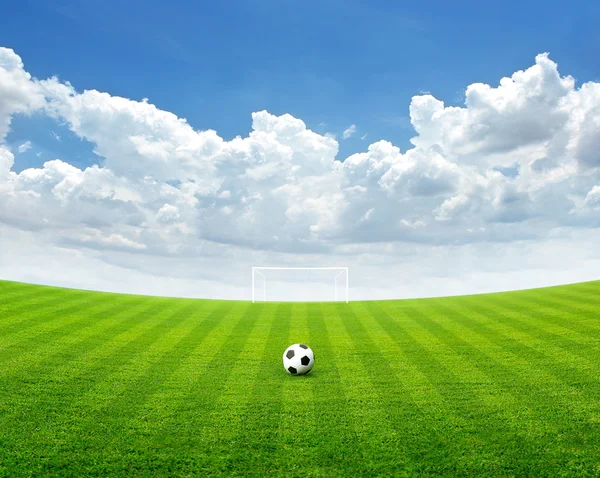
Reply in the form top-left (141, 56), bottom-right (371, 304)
top-left (1, 279), bottom-right (599, 477)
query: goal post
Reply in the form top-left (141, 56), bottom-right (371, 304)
top-left (252, 267), bottom-right (349, 303)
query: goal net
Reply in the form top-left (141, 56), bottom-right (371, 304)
top-left (252, 267), bottom-right (349, 303)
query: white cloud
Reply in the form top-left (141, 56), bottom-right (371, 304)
top-left (0, 48), bottom-right (46, 140)
top-left (585, 185), bottom-right (600, 209)
top-left (343, 124), bottom-right (357, 139)
top-left (0, 46), bottom-right (599, 299)
top-left (1, 222), bottom-right (599, 300)
top-left (156, 203), bottom-right (181, 224)
top-left (73, 228), bottom-right (147, 251)
top-left (18, 140), bottom-right (31, 153)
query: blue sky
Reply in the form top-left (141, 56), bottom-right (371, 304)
top-left (3, 0), bottom-right (599, 172)
top-left (1, 0), bottom-right (600, 299)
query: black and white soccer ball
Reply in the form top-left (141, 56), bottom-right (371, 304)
top-left (282, 343), bottom-right (315, 375)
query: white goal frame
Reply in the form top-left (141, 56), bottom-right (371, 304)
top-left (252, 267), bottom-right (349, 303)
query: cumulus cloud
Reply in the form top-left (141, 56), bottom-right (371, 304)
top-left (343, 124), bottom-right (357, 139)
top-left (0, 48), bottom-right (46, 139)
top-left (585, 185), bottom-right (600, 209)
top-left (0, 46), bottom-right (599, 298)
top-left (17, 140), bottom-right (31, 153)
top-left (410, 54), bottom-right (575, 160)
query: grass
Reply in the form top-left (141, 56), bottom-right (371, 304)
top-left (1, 279), bottom-right (599, 477)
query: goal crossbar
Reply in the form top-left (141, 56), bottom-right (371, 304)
top-left (252, 267), bottom-right (349, 303)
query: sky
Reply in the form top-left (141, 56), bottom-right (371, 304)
top-left (0, 0), bottom-right (599, 300)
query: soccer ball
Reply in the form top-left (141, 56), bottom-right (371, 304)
top-left (282, 343), bottom-right (315, 375)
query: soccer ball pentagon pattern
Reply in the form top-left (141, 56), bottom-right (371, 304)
top-left (282, 344), bottom-right (315, 375)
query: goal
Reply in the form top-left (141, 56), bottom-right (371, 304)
top-left (252, 267), bottom-right (349, 303)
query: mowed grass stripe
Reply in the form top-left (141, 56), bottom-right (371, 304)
top-left (0, 297), bottom-right (186, 418)
top-left (306, 302), bottom-right (361, 476)
top-left (428, 297), bottom-right (600, 410)
top-left (0, 289), bottom-right (107, 339)
top-left (472, 286), bottom-right (600, 327)
top-left (545, 291), bottom-right (600, 315)
top-left (362, 300), bottom-right (504, 474)
top-left (0, 280), bottom-right (65, 299)
top-left (184, 302), bottom-right (280, 475)
top-left (2, 280), bottom-right (600, 477)
top-left (0, 297), bottom-right (168, 418)
top-left (0, 280), bottom-right (29, 294)
top-left (103, 300), bottom-right (241, 464)
top-left (392, 300), bottom-right (599, 474)
top-left (553, 281), bottom-right (600, 296)
top-left (498, 281), bottom-right (599, 299)
top-left (131, 301), bottom-right (252, 431)
top-left (0, 283), bottom-right (93, 311)
top-left (568, 280), bottom-right (600, 294)
top-left (0, 294), bottom-right (149, 371)
top-left (463, 294), bottom-right (600, 371)
top-left (0, 282), bottom-right (60, 307)
top-left (0, 296), bottom-right (172, 467)
top-left (276, 303), bottom-right (317, 472)
top-left (364, 300), bottom-right (560, 476)
top-left (133, 302), bottom-right (261, 467)
top-left (115, 300), bottom-right (239, 420)
top-left (338, 302), bottom-right (448, 476)
top-left (0, 287), bottom-right (90, 332)
top-left (176, 301), bottom-right (258, 413)
top-left (1, 299), bottom-right (208, 476)
top-left (428, 296), bottom-right (600, 472)
top-left (74, 301), bottom-right (255, 476)
top-left (220, 303), bottom-right (292, 475)
top-left (342, 301), bottom-right (461, 434)
top-left (49, 301), bottom-right (237, 475)
top-left (437, 296), bottom-right (600, 380)
top-left (508, 284), bottom-right (600, 318)
top-left (152, 300), bottom-right (257, 421)
top-left (361, 300), bottom-right (513, 476)
top-left (113, 302), bottom-right (262, 475)
top-left (545, 281), bottom-right (600, 299)
top-left (495, 282), bottom-right (600, 316)
top-left (486, 292), bottom-right (600, 345)
top-left (518, 289), bottom-right (600, 327)
top-left (310, 302), bottom-right (400, 477)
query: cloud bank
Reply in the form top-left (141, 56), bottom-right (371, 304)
top-left (0, 47), bottom-right (598, 299)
